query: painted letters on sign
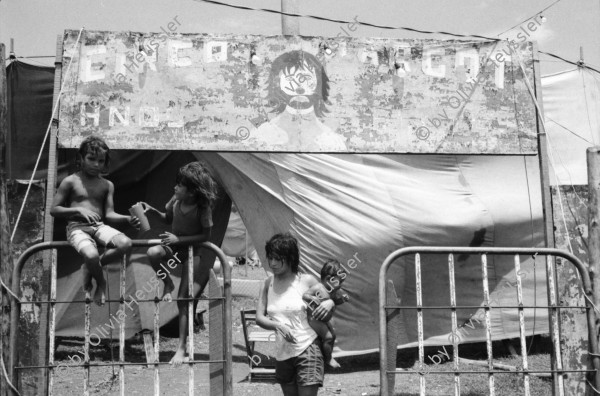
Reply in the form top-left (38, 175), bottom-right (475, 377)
top-left (59, 31), bottom-right (537, 153)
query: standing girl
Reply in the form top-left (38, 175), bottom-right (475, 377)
top-left (256, 233), bottom-right (335, 395)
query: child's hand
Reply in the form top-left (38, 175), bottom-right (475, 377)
top-left (160, 232), bottom-right (179, 246)
top-left (312, 299), bottom-right (335, 321)
top-left (129, 216), bottom-right (141, 229)
top-left (303, 295), bottom-right (321, 309)
top-left (77, 208), bottom-right (101, 223)
top-left (141, 202), bottom-right (156, 214)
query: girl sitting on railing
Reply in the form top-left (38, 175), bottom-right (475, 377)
top-left (141, 161), bottom-right (218, 366)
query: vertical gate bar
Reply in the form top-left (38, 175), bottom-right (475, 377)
top-left (188, 245), bottom-right (194, 396)
top-left (448, 254), bottom-right (460, 396)
top-left (480, 254), bottom-right (495, 396)
top-left (120, 254), bottom-right (126, 396)
top-left (83, 292), bottom-right (90, 396)
top-left (545, 255), bottom-right (564, 395)
top-left (154, 285), bottom-right (160, 396)
top-left (48, 249), bottom-right (57, 396)
top-left (415, 253), bottom-right (426, 396)
top-left (514, 255), bottom-right (530, 396)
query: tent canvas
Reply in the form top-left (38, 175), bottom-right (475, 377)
top-left (201, 152), bottom-right (547, 355)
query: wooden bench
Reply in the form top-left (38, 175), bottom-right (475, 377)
top-left (240, 309), bottom-right (277, 382)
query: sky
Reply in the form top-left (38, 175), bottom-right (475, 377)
top-left (1, 0), bottom-right (599, 76)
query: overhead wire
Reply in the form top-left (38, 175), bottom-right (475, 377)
top-left (539, 51), bottom-right (600, 75)
top-left (496, 0), bottom-right (563, 37)
top-left (189, 0), bottom-right (599, 79)
top-left (192, 0), bottom-right (501, 41)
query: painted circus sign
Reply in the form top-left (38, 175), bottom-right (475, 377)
top-left (58, 30), bottom-right (538, 153)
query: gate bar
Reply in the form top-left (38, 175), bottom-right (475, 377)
top-left (119, 253), bottom-right (126, 396)
top-left (415, 254), bottom-right (425, 395)
top-left (9, 237), bottom-right (233, 396)
top-left (514, 255), bottom-right (530, 396)
top-left (154, 283), bottom-right (160, 396)
top-left (481, 254), bottom-right (494, 396)
top-left (188, 245), bottom-right (194, 396)
top-left (379, 247), bottom-right (600, 396)
top-left (448, 254), bottom-right (460, 396)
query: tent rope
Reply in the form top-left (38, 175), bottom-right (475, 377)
top-left (10, 27), bottom-right (85, 243)
top-left (588, 379), bottom-right (600, 395)
top-left (0, 275), bottom-right (21, 303)
top-left (0, 348), bottom-right (21, 396)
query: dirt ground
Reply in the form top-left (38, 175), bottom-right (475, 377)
top-left (46, 265), bottom-right (553, 395)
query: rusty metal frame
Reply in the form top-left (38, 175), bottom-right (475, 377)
top-left (379, 246), bottom-right (600, 396)
top-left (8, 237), bottom-right (232, 396)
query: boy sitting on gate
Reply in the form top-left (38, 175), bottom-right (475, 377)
top-left (51, 136), bottom-right (140, 306)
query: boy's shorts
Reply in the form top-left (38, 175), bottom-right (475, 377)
top-left (275, 339), bottom-right (324, 387)
top-left (67, 221), bottom-right (124, 253)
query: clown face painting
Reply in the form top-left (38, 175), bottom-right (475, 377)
top-left (252, 50), bottom-right (347, 151)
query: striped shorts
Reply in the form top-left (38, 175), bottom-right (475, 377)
top-left (275, 338), bottom-right (324, 387)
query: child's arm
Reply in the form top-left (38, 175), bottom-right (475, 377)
top-left (140, 195), bottom-right (176, 224)
top-left (104, 181), bottom-right (139, 228)
top-left (141, 202), bottom-right (168, 223)
top-left (165, 195), bottom-right (176, 224)
top-left (302, 283), bottom-right (331, 311)
top-left (302, 276), bottom-right (335, 321)
top-left (50, 176), bottom-right (100, 223)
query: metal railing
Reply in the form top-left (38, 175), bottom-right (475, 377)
top-left (379, 247), bottom-right (600, 396)
top-left (9, 236), bottom-right (232, 396)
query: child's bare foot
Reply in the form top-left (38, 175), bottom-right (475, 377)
top-left (93, 281), bottom-right (106, 306)
top-left (169, 349), bottom-right (188, 366)
top-left (327, 357), bottom-right (341, 369)
top-left (161, 282), bottom-right (174, 302)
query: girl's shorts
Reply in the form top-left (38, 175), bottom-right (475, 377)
top-left (275, 339), bottom-right (324, 387)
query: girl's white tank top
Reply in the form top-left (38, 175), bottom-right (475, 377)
top-left (266, 274), bottom-right (317, 361)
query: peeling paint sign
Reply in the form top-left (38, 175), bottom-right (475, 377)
top-left (58, 30), bottom-right (538, 153)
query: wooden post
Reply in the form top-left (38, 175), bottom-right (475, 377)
top-left (588, 147), bottom-right (600, 393)
top-left (0, 42), bottom-right (15, 396)
top-left (532, 42), bottom-right (563, 395)
top-left (281, 0), bottom-right (299, 35)
top-left (33, 35), bottom-right (63, 396)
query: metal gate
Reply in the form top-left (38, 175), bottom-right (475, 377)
top-left (8, 237), bottom-right (232, 396)
top-left (379, 247), bottom-right (600, 396)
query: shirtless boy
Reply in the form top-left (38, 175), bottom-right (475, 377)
top-left (51, 136), bottom-right (139, 305)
